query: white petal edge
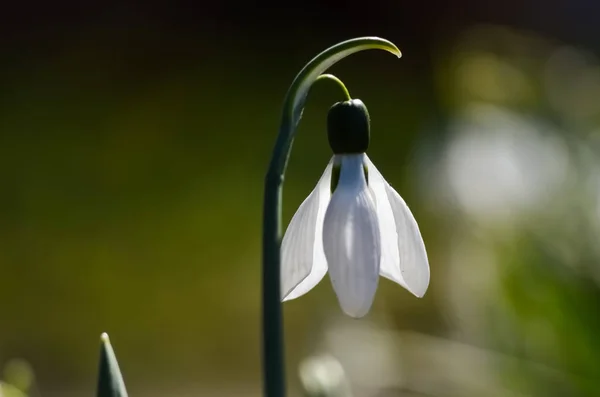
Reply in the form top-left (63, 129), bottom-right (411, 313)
top-left (323, 154), bottom-right (381, 318)
top-left (365, 155), bottom-right (430, 297)
top-left (281, 158), bottom-right (333, 301)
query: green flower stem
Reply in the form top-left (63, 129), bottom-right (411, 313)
top-left (262, 37), bottom-right (400, 397)
top-left (316, 74), bottom-right (352, 101)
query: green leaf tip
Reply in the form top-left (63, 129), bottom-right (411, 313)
top-left (97, 333), bottom-right (128, 397)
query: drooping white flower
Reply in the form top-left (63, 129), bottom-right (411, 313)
top-left (281, 151), bottom-right (430, 318)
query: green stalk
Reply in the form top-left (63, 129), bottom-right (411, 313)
top-left (261, 37), bottom-right (400, 397)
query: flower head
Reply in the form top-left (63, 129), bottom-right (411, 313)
top-left (281, 99), bottom-right (430, 318)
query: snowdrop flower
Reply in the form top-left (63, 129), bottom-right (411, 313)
top-left (281, 99), bottom-right (430, 318)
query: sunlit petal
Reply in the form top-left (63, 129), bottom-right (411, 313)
top-left (385, 183), bottom-right (429, 297)
top-left (323, 154), bottom-right (381, 318)
top-left (281, 159), bottom-right (333, 301)
top-left (364, 155), bottom-right (408, 290)
top-left (364, 156), bottom-right (429, 297)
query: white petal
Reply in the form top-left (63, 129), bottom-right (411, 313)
top-left (364, 155), bottom-right (430, 297)
top-left (281, 158), bottom-right (333, 301)
top-left (363, 156), bottom-right (407, 290)
top-left (323, 154), bottom-right (381, 318)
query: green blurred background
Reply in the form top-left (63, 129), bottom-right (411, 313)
top-left (2, 1), bottom-right (600, 396)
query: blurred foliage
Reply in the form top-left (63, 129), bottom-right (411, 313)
top-left (0, 359), bottom-right (34, 397)
top-left (431, 25), bottom-right (600, 397)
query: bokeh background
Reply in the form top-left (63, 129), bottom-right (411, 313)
top-left (3, 1), bottom-right (600, 396)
